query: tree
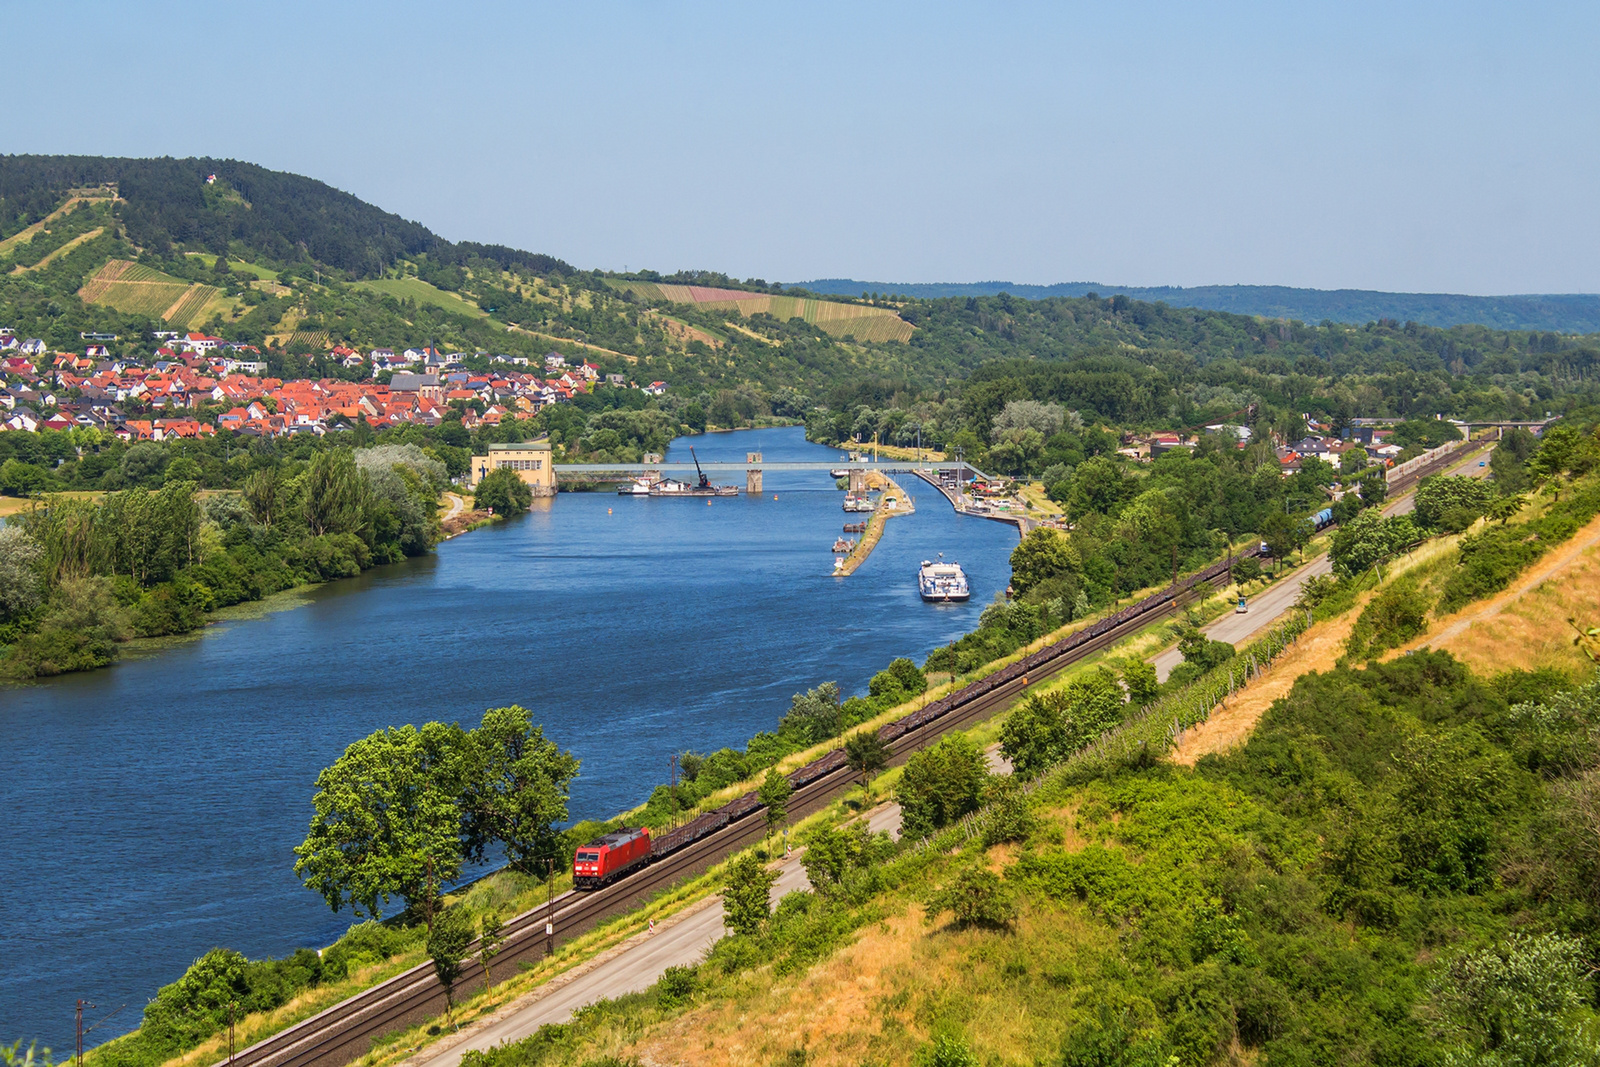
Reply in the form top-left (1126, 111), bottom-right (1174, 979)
top-left (426, 905), bottom-right (475, 1013)
top-left (1121, 659), bottom-right (1159, 708)
top-left (1413, 475), bottom-right (1494, 532)
top-left (999, 670), bottom-right (1125, 777)
top-left (293, 722), bottom-right (468, 924)
top-left (0, 525), bottom-right (45, 620)
top-left (801, 823), bottom-right (892, 898)
top-left (779, 681), bottom-right (842, 743)
top-left (1009, 528), bottom-right (1081, 596)
top-left (472, 467), bottom-right (532, 515)
top-left (0, 458), bottom-right (50, 496)
top-left (1230, 555), bottom-right (1261, 586)
top-left (1258, 510), bottom-right (1296, 571)
top-left (477, 909), bottom-right (505, 989)
top-left (759, 768), bottom-right (792, 842)
top-left (721, 851), bottom-right (777, 936)
top-left (243, 468), bottom-right (278, 525)
top-left (458, 705), bottom-right (580, 875)
top-left (164, 456), bottom-right (203, 486)
top-left (898, 735), bottom-right (988, 838)
top-left (1330, 510), bottom-right (1420, 577)
top-left (303, 448), bottom-right (368, 537)
top-left (925, 865), bottom-right (1015, 929)
top-left (844, 729), bottom-right (889, 788)
top-left (869, 657), bottom-right (926, 701)
top-left (1432, 933), bottom-right (1600, 1067)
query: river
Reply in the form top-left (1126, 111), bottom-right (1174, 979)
top-left (2, 427), bottom-right (1019, 1049)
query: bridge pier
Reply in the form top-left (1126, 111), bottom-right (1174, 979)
top-left (746, 453), bottom-right (762, 495)
top-left (848, 468), bottom-right (866, 493)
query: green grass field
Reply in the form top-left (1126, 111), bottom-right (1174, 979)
top-left (355, 276), bottom-right (489, 319)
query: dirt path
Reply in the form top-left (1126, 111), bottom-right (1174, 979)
top-left (1171, 510), bottom-right (1600, 766)
top-left (442, 492), bottom-right (465, 521)
top-left (1387, 511), bottom-right (1600, 669)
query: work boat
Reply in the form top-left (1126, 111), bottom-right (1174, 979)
top-left (918, 559), bottom-right (970, 602)
top-left (617, 477), bottom-right (653, 495)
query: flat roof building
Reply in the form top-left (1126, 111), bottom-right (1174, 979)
top-left (465, 440), bottom-right (556, 494)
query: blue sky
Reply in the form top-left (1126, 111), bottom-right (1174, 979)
top-left (4, 1), bottom-right (1598, 293)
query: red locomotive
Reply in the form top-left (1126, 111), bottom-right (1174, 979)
top-left (572, 827), bottom-right (652, 889)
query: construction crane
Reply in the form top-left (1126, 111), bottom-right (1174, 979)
top-left (689, 446), bottom-right (712, 490)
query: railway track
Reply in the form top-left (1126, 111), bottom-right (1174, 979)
top-left (217, 561), bottom-right (1226, 1067)
top-left (218, 447), bottom-right (1491, 1067)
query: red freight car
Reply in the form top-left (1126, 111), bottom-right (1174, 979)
top-left (572, 827), bottom-right (652, 889)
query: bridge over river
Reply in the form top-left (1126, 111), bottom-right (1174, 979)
top-left (554, 457), bottom-right (992, 494)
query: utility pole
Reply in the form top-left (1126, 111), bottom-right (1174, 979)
top-left (77, 1000), bottom-right (87, 1067)
top-left (545, 858), bottom-right (555, 957)
top-left (669, 754), bottom-right (679, 829)
top-left (228, 1001), bottom-right (237, 1066)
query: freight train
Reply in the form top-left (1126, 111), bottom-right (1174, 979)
top-left (574, 544), bottom-right (1267, 889)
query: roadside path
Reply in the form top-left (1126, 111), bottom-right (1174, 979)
top-left (1151, 447), bottom-right (1494, 681)
top-left (407, 804), bottom-right (904, 1067)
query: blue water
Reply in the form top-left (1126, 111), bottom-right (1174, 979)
top-left (1, 427), bottom-right (1018, 1048)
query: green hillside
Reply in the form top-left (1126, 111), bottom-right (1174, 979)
top-left (800, 277), bottom-right (1600, 334)
top-left (1, 154), bottom-right (1599, 452)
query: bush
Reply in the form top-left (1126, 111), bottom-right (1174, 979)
top-left (898, 735), bottom-right (988, 838)
top-left (655, 965), bottom-right (697, 1009)
top-left (1345, 577), bottom-right (1434, 660)
top-left (925, 865), bottom-right (1016, 929)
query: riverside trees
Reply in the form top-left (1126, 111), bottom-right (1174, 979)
top-left (293, 707), bottom-right (578, 924)
top-left (0, 443), bottom-right (446, 679)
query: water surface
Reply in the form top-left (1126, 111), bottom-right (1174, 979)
top-left (2, 427), bottom-right (1017, 1047)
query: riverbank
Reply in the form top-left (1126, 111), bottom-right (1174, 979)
top-left (4, 427), bottom-right (1019, 1050)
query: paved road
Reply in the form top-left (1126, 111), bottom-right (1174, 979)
top-left (1151, 442), bottom-right (1496, 680)
top-left (411, 803), bottom-right (905, 1067)
top-left (1385, 445), bottom-right (1492, 516)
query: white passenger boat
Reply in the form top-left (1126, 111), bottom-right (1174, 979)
top-left (918, 559), bottom-right (970, 602)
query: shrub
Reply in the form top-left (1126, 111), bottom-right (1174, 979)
top-left (473, 467), bottom-right (533, 515)
top-left (898, 735), bottom-right (988, 838)
top-left (925, 865), bottom-right (1016, 929)
top-left (655, 965), bottom-right (697, 1009)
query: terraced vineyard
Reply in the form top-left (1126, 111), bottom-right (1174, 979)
top-left (162, 284), bottom-right (221, 326)
top-left (78, 259), bottom-right (223, 327)
top-left (610, 280), bottom-right (914, 342)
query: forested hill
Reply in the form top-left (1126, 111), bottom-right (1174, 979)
top-left (799, 278), bottom-right (1600, 334)
top-left (0, 155), bottom-right (571, 278)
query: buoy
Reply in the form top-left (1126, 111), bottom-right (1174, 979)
top-left (607, 508), bottom-right (612, 514)
top-left (773, 494), bottom-right (778, 500)
top-left (706, 499), bottom-right (712, 506)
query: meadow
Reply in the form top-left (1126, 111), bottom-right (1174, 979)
top-left (611, 280), bottom-right (914, 342)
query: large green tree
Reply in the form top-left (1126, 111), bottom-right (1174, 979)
top-left (897, 735), bottom-right (988, 838)
top-left (293, 721), bottom-right (469, 922)
top-left (1009, 528), bottom-right (1081, 596)
top-left (458, 705), bottom-right (581, 875)
top-left (721, 851), bottom-right (777, 937)
top-left (472, 467), bottom-right (533, 515)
